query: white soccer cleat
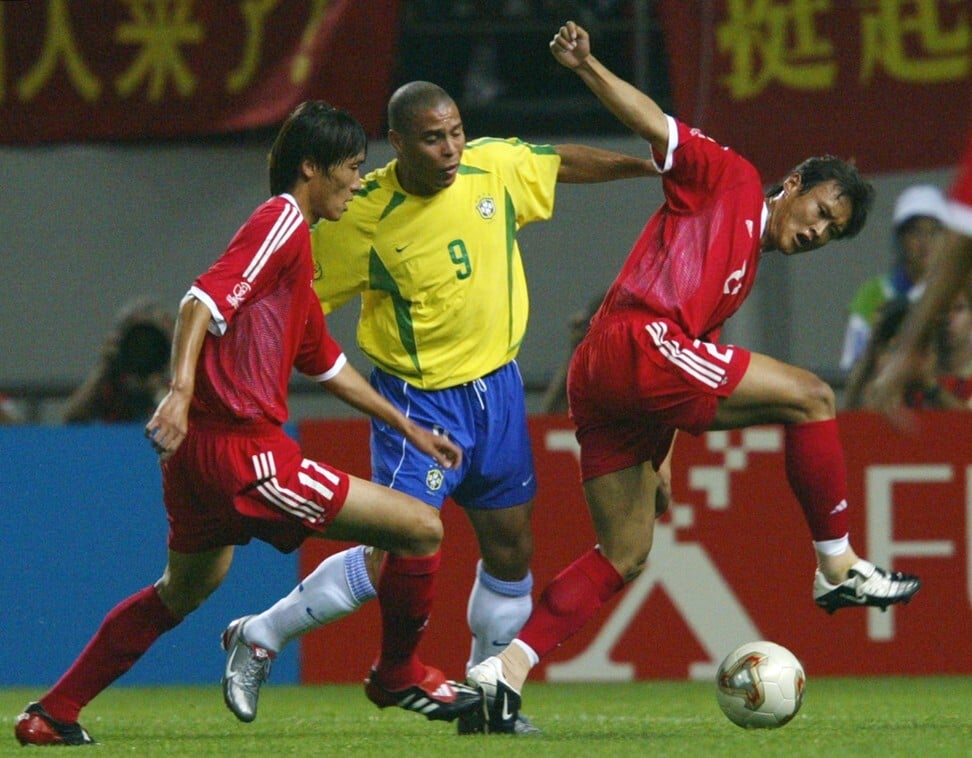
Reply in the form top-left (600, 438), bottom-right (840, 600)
top-left (813, 559), bottom-right (921, 614)
top-left (466, 656), bottom-right (522, 734)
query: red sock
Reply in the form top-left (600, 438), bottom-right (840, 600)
top-left (373, 551), bottom-right (441, 690)
top-left (40, 586), bottom-right (181, 723)
top-left (518, 548), bottom-right (624, 659)
top-left (785, 419), bottom-right (850, 541)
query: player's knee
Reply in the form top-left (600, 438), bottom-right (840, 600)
top-left (410, 506), bottom-right (443, 556)
top-left (620, 550), bottom-right (650, 584)
top-left (600, 541), bottom-right (652, 584)
top-left (481, 533), bottom-right (534, 579)
top-left (799, 373), bottom-right (836, 420)
top-left (155, 578), bottom-right (215, 617)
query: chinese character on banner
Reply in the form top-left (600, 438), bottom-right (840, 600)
top-left (0, 0), bottom-right (402, 143)
top-left (718, 0), bottom-right (837, 99)
top-left (657, 0), bottom-right (969, 177)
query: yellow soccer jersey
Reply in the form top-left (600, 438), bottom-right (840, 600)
top-left (311, 137), bottom-right (560, 389)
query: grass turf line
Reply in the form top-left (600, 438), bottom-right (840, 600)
top-left (2, 677), bottom-right (971, 756)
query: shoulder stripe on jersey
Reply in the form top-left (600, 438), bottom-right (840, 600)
top-left (243, 203), bottom-right (303, 283)
top-left (645, 322), bottom-right (726, 389)
top-left (380, 191), bottom-right (407, 221)
top-left (467, 137), bottom-right (554, 154)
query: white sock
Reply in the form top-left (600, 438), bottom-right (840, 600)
top-left (814, 534), bottom-right (850, 557)
top-left (466, 560), bottom-right (533, 674)
top-left (245, 545), bottom-right (376, 652)
top-left (512, 638), bottom-right (540, 667)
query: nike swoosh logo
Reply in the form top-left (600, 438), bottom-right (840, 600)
top-left (395, 243), bottom-right (411, 253)
top-left (521, 475), bottom-right (534, 487)
top-left (500, 692), bottom-right (513, 721)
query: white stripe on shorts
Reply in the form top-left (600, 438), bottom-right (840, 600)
top-left (645, 321), bottom-right (726, 389)
top-left (249, 451), bottom-right (328, 524)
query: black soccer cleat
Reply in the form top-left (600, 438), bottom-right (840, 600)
top-left (814, 559), bottom-right (921, 614)
top-left (364, 666), bottom-right (482, 722)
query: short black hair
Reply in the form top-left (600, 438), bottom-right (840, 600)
top-left (268, 101), bottom-right (367, 195)
top-left (387, 81), bottom-right (455, 135)
top-left (767, 156), bottom-right (875, 239)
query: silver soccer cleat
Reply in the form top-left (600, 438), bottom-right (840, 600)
top-left (221, 615), bottom-right (275, 722)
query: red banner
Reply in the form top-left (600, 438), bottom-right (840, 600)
top-left (656, 0), bottom-right (970, 178)
top-left (0, 0), bottom-right (400, 143)
top-left (298, 412), bottom-right (971, 682)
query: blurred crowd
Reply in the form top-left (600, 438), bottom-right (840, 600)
top-left (840, 184), bottom-right (972, 411)
top-left (0, 297), bottom-right (175, 427)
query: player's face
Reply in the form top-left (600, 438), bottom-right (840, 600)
top-left (312, 152), bottom-right (365, 222)
top-left (768, 176), bottom-right (852, 255)
top-left (391, 101), bottom-right (465, 196)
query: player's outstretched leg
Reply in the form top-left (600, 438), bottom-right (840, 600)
top-left (466, 656), bottom-right (522, 734)
top-left (221, 615), bottom-right (275, 722)
top-left (813, 559), bottom-right (921, 614)
top-left (364, 666), bottom-right (482, 722)
top-left (14, 702), bottom-right (95, 746)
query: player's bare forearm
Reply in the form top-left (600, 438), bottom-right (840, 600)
top-left (555, 144), bottom-right (656, 183)
top-left (575, 56), bottom-right (668, 155)
top-left (167, 297), bottom-right (209, 395)
top-left (322, 363), bottom-right (462, 468)
top-left (551, 21), bottom-right (669, 156)
top-left (145, 296), bottom-right (208, 458)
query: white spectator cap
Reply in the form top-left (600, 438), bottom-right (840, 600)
top-left (893, 184), bottom-right (949, 227)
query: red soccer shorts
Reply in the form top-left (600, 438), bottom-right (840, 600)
top-left (568, 314), bottom-right (751, 481)
top-left (162, 419), bottom-right (350, 554)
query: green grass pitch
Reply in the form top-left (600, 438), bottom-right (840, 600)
top-left (3, 677), bottom-right (970, 756)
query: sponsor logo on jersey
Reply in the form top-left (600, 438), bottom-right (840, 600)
top-left (227, 281), bottom-right (251, 309)
top-left (476, 195), bottom-right (496, 220)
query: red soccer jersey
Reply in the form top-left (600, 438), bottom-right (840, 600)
top-left (593, 118), bottom-right (766, 341)
top-left (187, 194), bottom-right (345, 424)
top-left (947, 129), bottom-right (972, 237)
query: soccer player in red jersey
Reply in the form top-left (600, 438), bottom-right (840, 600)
top-left (466, 22), bottom-right (922, 733)
top-left (15, 101), bottom-right (479, 747)
top-left (871, 128), bottom-right (972, 415)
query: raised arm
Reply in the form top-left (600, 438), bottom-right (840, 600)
top-left (550, 21), bottom-right (670, 159)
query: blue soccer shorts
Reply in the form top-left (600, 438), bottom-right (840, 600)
top-left (369, 361), bottom-right (537, 510)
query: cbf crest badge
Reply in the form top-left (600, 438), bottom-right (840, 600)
top-left (476, 195), bottom-right (496, 220)
top-left (425, 467), bottom-right (444, 491)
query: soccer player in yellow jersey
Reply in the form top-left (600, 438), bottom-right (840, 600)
top-left (221, 81), bottom-right (655, 734)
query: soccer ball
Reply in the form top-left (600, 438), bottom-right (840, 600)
top-left (715, 640), bottom-right (806, 729)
